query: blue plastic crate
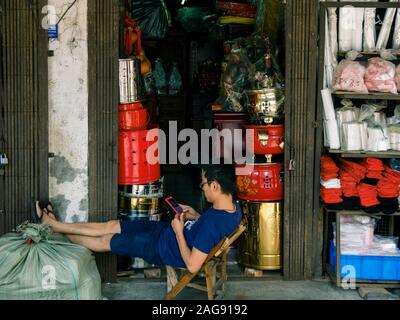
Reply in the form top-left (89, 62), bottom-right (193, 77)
top-left (330, 241), bottom-right (400, 281)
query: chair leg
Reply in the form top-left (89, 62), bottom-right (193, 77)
top-left (220, 251), bottom-right (228, 297)
top-left (205, 262), bottom-right (217, 300)
top-left (166, 272), bottom-right (197, 300)
top-left (166, 266), bottom-right (178, 293)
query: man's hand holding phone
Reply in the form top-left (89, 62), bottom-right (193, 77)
top-left (178, 204), bottom-right (200, 221)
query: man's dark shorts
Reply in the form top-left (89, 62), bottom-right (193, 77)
top-left (110, 220), bottom-right (168, 265)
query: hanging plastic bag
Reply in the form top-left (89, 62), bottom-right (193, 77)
top-left (217, 46), bottom-right (254, 112)
top-left (0, 222), bottom-right (102, 300)
top-left (363, 0), bottom-right (378, 52)
top-left (143, 71), bottom-right (156, 95)
top-left (365, 57), bottom-right (397, 94)
top-left (332, 51), bottom-right (368, 93)
top-left (128, 0), bottom-right (169, 39)
top-left (153, 58), bottom-right (168, 95)
top-left (358, 102), bottom-right (387, 122)
top-left (175, 7), bottom-right (213, 33)
top-left (168, 62), bottom-right (183, 95)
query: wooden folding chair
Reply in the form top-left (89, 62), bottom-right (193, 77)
top-left (165, 221), bottom-right (246, 300)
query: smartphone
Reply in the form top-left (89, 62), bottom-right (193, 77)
top-left (165, 196), bottom-right (183, 215)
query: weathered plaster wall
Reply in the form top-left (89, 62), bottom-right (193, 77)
top-left (48, 0), bottom-right (88, 222)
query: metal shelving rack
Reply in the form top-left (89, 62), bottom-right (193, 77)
top-left (317, 1), bottom-right (400, 288)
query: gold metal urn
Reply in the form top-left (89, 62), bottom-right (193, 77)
top-left (239, 201), bottom-right (282, 270)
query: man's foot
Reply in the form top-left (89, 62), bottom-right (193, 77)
top-left (43, 203), bottom-right (57, 221)
top-left (35, 201), bottom-right (53, 225)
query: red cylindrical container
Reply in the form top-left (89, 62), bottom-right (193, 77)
top-left (119, 126), bottom-right (161, 185)
top-left (235, 163), bottom-right (284, 201)
top-left (245, 124), bottom-right (284, 155)
top-left (119, 102), bottom-right (145, 111)
top-left (119, 107), bottom-right (149, 130)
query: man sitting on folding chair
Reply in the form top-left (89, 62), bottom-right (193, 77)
top-left (164, 164), bottom-right (242, 276)
top-left (35, 164), bottom-right (243, 294)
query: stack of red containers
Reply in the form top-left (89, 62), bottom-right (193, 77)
top-left (118, 58), bottom-right (163, 269)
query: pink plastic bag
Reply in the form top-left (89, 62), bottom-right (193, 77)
top-left (365, 58), bottom-right (397, 94)
top-left (396, 65), bottom-right (400, 92)
top-left (333, 60), bottom-right (368, 93)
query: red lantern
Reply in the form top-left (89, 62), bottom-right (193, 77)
top-left (235, 163), bottom-right (284, 201)
top-left (245, 124), bottom-right (284, 155)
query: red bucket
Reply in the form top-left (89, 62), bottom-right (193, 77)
top-left (119, 107), bottom-right (150, 130)
top-left (118, 126), bottom-right (161, 185)
top-left (119, 102), bottom-right (145, 111)
top-left (235, 163), bottom-right (284, 201)
top-left (245, 124), bottom-right (284, 155)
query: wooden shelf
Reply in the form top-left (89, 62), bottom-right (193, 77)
top-left (332, 91), bottom-right (400, 101)
top-left (338, 51), bottom-right (400, 58)
top-left (324, 208), bottom-right (400, 217)
top-left (328, 149), bottom-right (400, 158)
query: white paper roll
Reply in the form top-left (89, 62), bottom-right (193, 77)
top-left (394, 9), bottom-right (400, 49)
top-left (343, 122), bottom-right (363, 151)
top-left (376, 0), bottom-right (399, 50)
top-left (363, 0), bottom-right (378, 51)
top-left (324, 119), bottom-right (341, 150)
top-left (321, 88), bottom-right (336, 120)
top-left (352, 5), bottom-right (365, 51)
top-left (339, 4), bottom-right (354, 52)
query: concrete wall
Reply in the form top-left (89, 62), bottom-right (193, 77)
top-left (47, 0), bottom-right (89, 222)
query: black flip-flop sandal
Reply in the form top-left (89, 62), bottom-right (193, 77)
top-left (45, 202), bottom-right (54, 215)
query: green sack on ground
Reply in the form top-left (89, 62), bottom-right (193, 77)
top-left (0, 222), bottom-right (102, 300)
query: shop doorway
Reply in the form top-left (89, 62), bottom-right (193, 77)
top-left (88, 0), bottom-right (321, 282)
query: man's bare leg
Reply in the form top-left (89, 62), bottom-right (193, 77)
top-left (36, 202), bottom-right (121, 237)
top-left (65, 234), bottom-right (113, 253)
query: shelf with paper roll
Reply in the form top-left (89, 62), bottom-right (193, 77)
top-left (332, 91), bottom-right (400, 101)
top-left (338, 52), bottom-right (400, 58)
top-left (327, 148), bottom-right (400, 159)
top-left (323, 207), bottom-right (400, 217)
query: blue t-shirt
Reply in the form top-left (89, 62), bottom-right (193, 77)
top-left (157, 201), bottom-right (242, 268)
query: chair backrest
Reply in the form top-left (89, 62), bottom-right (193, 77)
top-left (203, 220), bottom-right (247, 264)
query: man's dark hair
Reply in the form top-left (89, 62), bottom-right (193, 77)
top-left (202, 164), bottom-right (236, 195)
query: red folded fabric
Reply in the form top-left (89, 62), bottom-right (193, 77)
top-left (367, 171), bottom-right (384, 179)
top-left (357, 183), bottom-right (380, 207)
top-left (377, 179), bottom-right (399, 198)
top-left (362, 158), bottom-right (385, 171)
top-left (320, 186), bottom-right (343, 204)
top-left (320, 155), bottom-right (339, 180)
top-left (384, 166), bottom-right (400, 184)
top-left (341, 181), bottom-right (359, 197)
top-left (338, 159), bottom-right (366, 183)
